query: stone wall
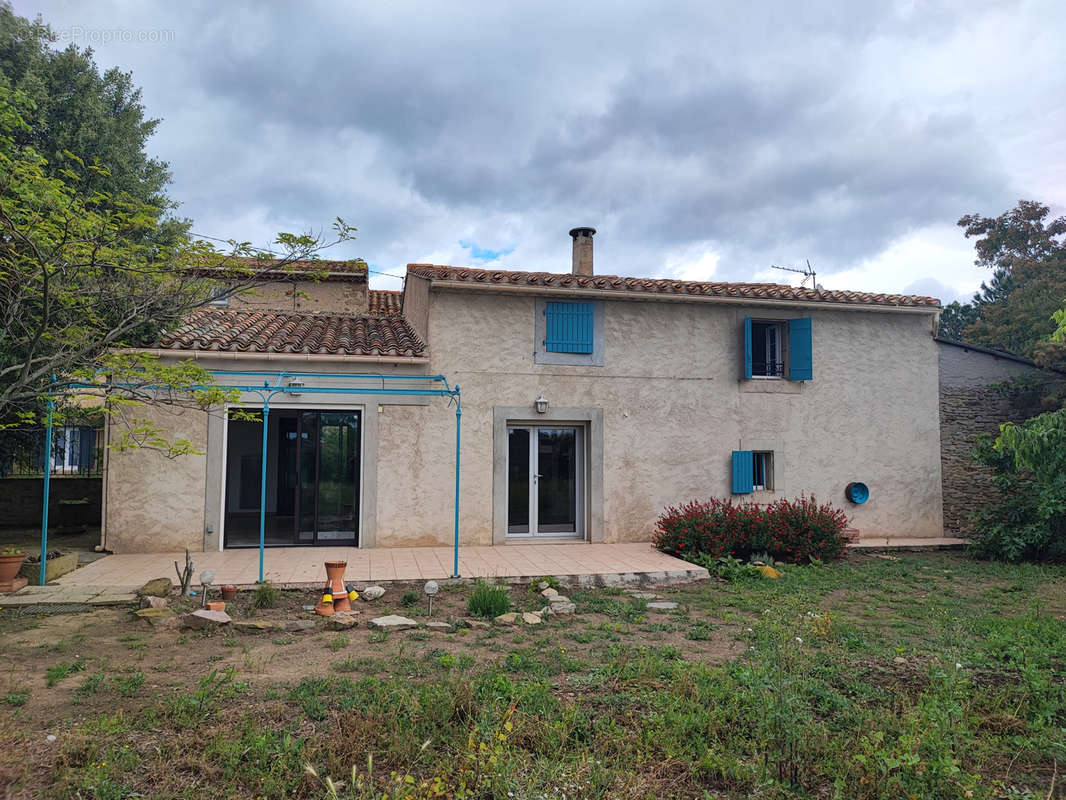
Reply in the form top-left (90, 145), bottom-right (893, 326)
top-left (0, 477), bottom-right (101, 529)
top-left (937, 341), bottom-right (1065, 537)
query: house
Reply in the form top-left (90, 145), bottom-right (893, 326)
top-left (101, 229), bottom-right (945, 553)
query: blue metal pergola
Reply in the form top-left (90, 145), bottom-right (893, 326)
top-left (39, 370), bottom-right (463, 585)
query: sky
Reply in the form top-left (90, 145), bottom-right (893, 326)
top-left (17, 0), bottom-right (1066, 301)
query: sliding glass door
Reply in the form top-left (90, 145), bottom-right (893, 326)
top-left (507, 425), bottom-right (583, 538)
top-left (225, 409), bottom-right (360, 547)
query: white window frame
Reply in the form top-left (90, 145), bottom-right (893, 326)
top-left (750, 321), bottom-right (786, 379)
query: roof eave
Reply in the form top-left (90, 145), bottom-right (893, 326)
top-left (116, 347), bottom-right (429, 365)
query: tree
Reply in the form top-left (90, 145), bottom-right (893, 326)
top-left (0, 87), bottom-right (357, 448)
top-left (938, 201), bottom-right (1066, 368)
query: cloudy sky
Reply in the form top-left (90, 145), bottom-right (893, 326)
top-left (18, 0), bottom-right (1066, 300)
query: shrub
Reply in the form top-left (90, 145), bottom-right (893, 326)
top-left (654, 496), bottom-right (848, 564)
top-left (468, 580), bottom-right (511, 618)
top-left (253, 581), bottom-right (280, 609)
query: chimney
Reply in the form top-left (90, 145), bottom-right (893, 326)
top-left (569, 227), bottom-right (596, 276)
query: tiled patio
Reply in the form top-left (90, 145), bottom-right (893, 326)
top-left (50, 542), bottom-right (707, 593)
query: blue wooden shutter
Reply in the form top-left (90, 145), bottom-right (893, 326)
top-left (788, 317), bottom-right (813, 381)
top-left (731, 450), bottom-right (753, 494)
top-left (743, 317), bottom-right (753, 379)
top-left (544, 301), bottom-right (594, 353)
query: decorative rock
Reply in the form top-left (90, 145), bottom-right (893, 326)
top-left (233, 620), bottom-right (286, 633)
top-left (494, 612), bottom-right (519, 625)
top-left (647, 601), bottom-right (679, 611)
top-left (283, 619), bottom-right (316, 632)
top-left (548, 595), bottom-right (570, 605)
top-left (756, 566), bottom-right (782, 579)
top-left (540, 587), bottom-right (559, 598)
top-left (522, 612), bottom-right (543, 625)
top-left (537, 580), bottom-right (551, 590)
top-left (369, 614), bottom-right (418, 631)
top-left (361, 586), bottom-right (385, 601)
top-left (328, 611), bottom-right (361, 630)
top-left (465, 619), bottom-right (490, 628)
top-left (425, 621), bottom-right (452, 631)
top-left (138, 578), bottom-right (173, 598)
top-left (140, 596), bottom-right (168, 609)
top-left (180, 609), bottom-right (232, 629)
top-left (630, 592), bottom-right (658, 600)
top-left (547, 602), bottom-right (576, 615)
top-left (132, 607), bottom-right (177, 628)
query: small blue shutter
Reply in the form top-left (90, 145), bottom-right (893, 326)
top-left (743, 317), bottom-right (753, 379)
top-left (544, 301), bottom-right (594, 353)
top-left (788, 317), bottom-right (813, 381)
top-left (731, 450), bottom-right (754, 494)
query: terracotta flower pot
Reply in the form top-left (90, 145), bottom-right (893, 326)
top-left (221, 585), bottom-right (238, 603)
top-left (0, 552), bottom-right (27, 584)
top-left (324, 561), bottom-right (350, 612)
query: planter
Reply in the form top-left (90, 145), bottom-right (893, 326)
top-left (0, 552), bottom-right (27, 584)
top-left (20, 551), bottom-right (78, 583)
top-left (221, 585), bottom-right (238, 603)
top-left (324, 560), bottom-right (350, 612)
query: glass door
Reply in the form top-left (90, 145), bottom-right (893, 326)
top-left (506, 425), bottom-right (582, 538)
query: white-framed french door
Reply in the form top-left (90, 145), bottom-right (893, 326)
top-left (506, 424), bottom-right (584, 538)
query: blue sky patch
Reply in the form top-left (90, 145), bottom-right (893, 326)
top-left (460, 239), bottom-right (515, 263)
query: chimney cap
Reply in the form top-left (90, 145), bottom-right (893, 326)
top-left (569, 226), bottom-right (596, 238)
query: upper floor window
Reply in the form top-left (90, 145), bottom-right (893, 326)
top-left (744, 317), bottom-right (813, 381)
top-left (544, 301), bottom-right (594, 354)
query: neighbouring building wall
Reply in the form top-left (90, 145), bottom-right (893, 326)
top-left (373, 290), bottom-right (945, 546)
top-left (229, 279), bottom-right (368, 314)
top-left (937, 342), bottom-right (1064, 537)
top-left (104, 403), bottom-right (209, 553)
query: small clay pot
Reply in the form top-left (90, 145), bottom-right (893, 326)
top-left (205, 601), bottom-right (226, 612)
top-left (221, 585), bottom-right (238, 603)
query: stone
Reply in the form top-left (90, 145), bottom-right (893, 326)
top-left (629, 592), bottom-right (658, 600)
top-left (465, 619), bottom-right (490, 628)
top-left (537, 580), bottom-right (551, 590)
top-left (494, 612), bottom-right (519, 625)
top-left (180, 609), bottom-right (232, 629)
top-left (328, 611), bottom-right (361, 630)
top-left (756, 566), bottom-right (782, 579)
top-left (369, 614), bottom-right (418, 631)
top-left (893, 656), bottom-right (907, 665)
top-left (547, 601), bottom-right (576, 615)
top-left (425, 621), bottom-right (452, 630)
top-left (522, 612), bottom-right (543, 625)
top-left (132, 607), bottom-right (177, 628)
top-left (361, 586), bottom-right (385, 601)
top-left (646, 601), bottom-right (679, 611)
top-left (138, 577), bottom-right (173, 598)
top-left (540, 587), bottom-right (559, 598)
top-left (283, 619), bottom-right (316, 632)
top-left (548, 595), bottom-right (570, 605)
top-left (140, 596), bottom-right (168, 609)
top-left (233, 620), bottom-right (286, 633)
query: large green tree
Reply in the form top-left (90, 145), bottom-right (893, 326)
top-left (939, 201), bottom-right (1066, 370)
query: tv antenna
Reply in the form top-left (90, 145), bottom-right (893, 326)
top-left (771, 259), bottom-right (819, 290)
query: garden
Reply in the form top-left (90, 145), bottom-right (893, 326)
top-left (1, 549), bottom-right (1063, 799)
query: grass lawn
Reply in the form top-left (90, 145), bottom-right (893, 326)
top-left (0, 551), bottom-right (1063, 799)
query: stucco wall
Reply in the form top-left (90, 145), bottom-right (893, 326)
top-left (229, 279), bottom-right (367, 314)
top-left (373, 290), bottom-right (945, 546)
top-left (104, 403), bottom-right (209, 553)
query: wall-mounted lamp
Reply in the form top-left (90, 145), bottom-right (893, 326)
top-left (535, 395), bottom-right (549, 414)
top-left (287, 377), bottom-right (304, 396)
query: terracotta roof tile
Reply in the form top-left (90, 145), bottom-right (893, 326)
top-left (368, 290), bottom-right (403, 315)
top-left (406, 264), bottom-right (941, 308)
top-left (158, 309), bottom-right (425, 358)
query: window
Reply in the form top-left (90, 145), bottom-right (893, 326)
top-left (732, 449), bottom-right (774, 494)
top-left (743, 317), bottom-right (813, 381)
top-left (544, 301), bottom-right (594, 354)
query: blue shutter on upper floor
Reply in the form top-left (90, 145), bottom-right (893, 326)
top-left (732, 450), bottom-right (754, 494)
top-left (743, 316), bottom-right (753, 379)
top-left (788, 317), bottom-right (813, 381)
top-left (544, 301), bottom-right (594, 353)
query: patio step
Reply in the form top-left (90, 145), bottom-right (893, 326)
top-left (848, 537), bottom-right (967, 551)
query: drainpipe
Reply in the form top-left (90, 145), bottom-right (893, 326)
top-left (39, 382), bottom-right (55, 586)
top-left (452, 386), bottom-right (461, 579)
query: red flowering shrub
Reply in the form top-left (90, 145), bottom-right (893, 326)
top-left (653, 496), bottom-right (849, 564)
